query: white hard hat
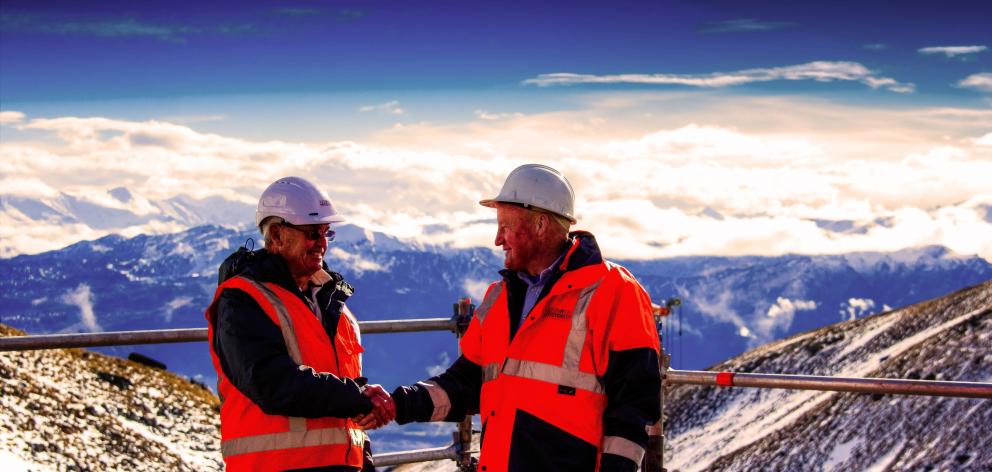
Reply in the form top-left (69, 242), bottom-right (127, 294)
top-left (255, 176), bottom-right (346, 229)
top-left (480, 164), bottom-right (576, 223)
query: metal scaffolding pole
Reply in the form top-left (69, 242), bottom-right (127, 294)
top-left (373, 444), bottom-right (460, 467)
top-left (0, 318), bottom-right (457, 352)
top-left (667, 369), bottom-right (992, 399)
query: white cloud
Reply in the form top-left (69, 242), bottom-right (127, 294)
top-left (700, 19), bottom-right (794, 34)
top-left (426, 351), bottom-right (451, 377)
top-left (2, 96), bottom-right (990, 262)
top-left (918, 45), bottom-right (988, 58)
top-left (359, 100), bottom-right (406, 115)
top-left (840, 298), bottom-right (876, 321)
top-left (60, 284), bottom-right (101, 332)
top-left (461, 278), bottom-right (492, 302)
top-left (958, 73), bottom-right (992, 93)
top-left (475, 109), bottom-right (524, 121)
top-left (767, 297), bottom-right (817, 318)
top-left (0, 111), bottom-right (26, 124)
top-left (522, 61), bottom-right (914, 93)
top-left (975, 132), bottom-right (992, 146)
top-left (164, 296), bottom-right (193, 323)
top-left (755, 297), bottom-right (818, 339)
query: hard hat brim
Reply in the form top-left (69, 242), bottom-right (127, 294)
top-left (479, 198), bottom-right (577, 224)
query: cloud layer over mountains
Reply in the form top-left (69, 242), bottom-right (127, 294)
top-left (2, 95), bottom-right (990, 261)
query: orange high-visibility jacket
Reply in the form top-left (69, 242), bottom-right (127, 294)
top-left (459, 233), bottom-right (661, 472)
top-left (205, 275), bottom-right (366, 472)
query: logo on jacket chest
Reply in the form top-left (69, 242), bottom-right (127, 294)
top-left (540, 305), bottom-right (573, 321)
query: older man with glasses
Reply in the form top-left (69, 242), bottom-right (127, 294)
top-left (205, 176), bottom-right (393, 472)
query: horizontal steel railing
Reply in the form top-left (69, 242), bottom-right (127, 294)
top-left (668, 369), bottom-right (992, 399)
top-left (373, 444), bottom-right (461, 467)
top-left (0, 318), bottom-right (456, 351)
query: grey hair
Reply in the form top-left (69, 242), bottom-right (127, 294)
top-left (259, 216), bottom-right (284, 247)
top-left (530, 208), bottom-right (572, 232)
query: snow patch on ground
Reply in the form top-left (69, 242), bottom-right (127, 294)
top-left (840, 307), bottom-right (986, 378)
top-left (864, 440), bottom-right (904, 472)
top-left (823, 437), bottom-right (862, 471)
top-left (669, 387), bottom-right (838, 472)
top-left (0, 448), bottom-right (50, 472)
top-left (836, 313), bottom-right (901, 359)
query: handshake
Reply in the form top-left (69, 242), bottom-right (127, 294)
top-left (354, 384), bottom-right (395, 430)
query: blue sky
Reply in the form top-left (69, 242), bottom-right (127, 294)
top-left (3, 1), bottom-right (989, 101)
top-left (1, 0), bottom-right (991, 260)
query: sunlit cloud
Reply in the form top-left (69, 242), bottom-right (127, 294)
top-left (918, 45), bottom-right (988, 58)
top-left (0, 111), bottom-right (26, 124)
top-left (60, 284), bottom-right (101, 332)
top-left (958, 73), bottom-right (992, 93)
top-left (2, 96), bottom-right (990, 262)
top-left (699, 18), bottom-right (794, 34)
top-left (359, 100), bottom-right (406, 115)
top-left (840, 297), bottom-right (876, 321)
top-left (475, 109), bottom-right (524, 121)
top-left (753, 297), bottom-right (818, 339)
top-left (523, 61), bottom-right (914, 93)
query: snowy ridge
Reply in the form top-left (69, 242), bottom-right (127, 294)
top-left (0, 325), bottom-right (222, 471)
top-left (666, 280), bottom-right (992, 471)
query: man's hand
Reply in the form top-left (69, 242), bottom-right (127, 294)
top-left (353, 384), bottom-right (395, 430)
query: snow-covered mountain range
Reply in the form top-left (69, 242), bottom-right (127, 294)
top-left (1, 224), bottom-right (990, 452)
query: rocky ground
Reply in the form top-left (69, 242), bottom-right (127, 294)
top-left (0, 325), bottom-right (222, 471)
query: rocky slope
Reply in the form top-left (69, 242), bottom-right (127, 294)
top-left (0, 324), bottom-right (222, 471)
top-left (665, 280), bottom-right (992, 471)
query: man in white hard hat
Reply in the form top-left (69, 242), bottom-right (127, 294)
top-left (391, 164), bottom-right (662, 472)
top-left (205, 176), bottom-right (394, 472)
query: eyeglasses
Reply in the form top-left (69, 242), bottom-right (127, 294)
top-left (281, 223), bottom-right (336, 242)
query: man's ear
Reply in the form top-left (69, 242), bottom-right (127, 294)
top-left (535, 212), bottom-right (549, 235)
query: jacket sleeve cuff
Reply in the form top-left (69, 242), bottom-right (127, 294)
top-left (419, 380), bottom-right (451, 421)
top-left (601, 436), bottom-right (644, 469)
top-left (392, 383), bottom-right (433, 424)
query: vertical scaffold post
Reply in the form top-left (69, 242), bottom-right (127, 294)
top-left (453, 297), bottom-right (478, 472)
top-left (643, 303), bottom-right (669, 472)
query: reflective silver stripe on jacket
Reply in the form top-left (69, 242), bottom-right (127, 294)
top-left (238, 277), bottom-right (303, 365)
top-left (498, 281), bottom-right (605, 394)
top-left (221, 426), bottom-right (358, 457)
top-left (474, 284), bottom-right (503, 323)
top-left (562, 282), bottom-right (601, 371)
top-left (419, 380), bottom-right (451, 421)
top-left (602, 435), bottom-right (645, 464)
top-left (501, 358), bottom-right (604, 394)
top-left (483, 362), bottom-right (501, 383)
top-left (229, 276), bottom-right (313, 453)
